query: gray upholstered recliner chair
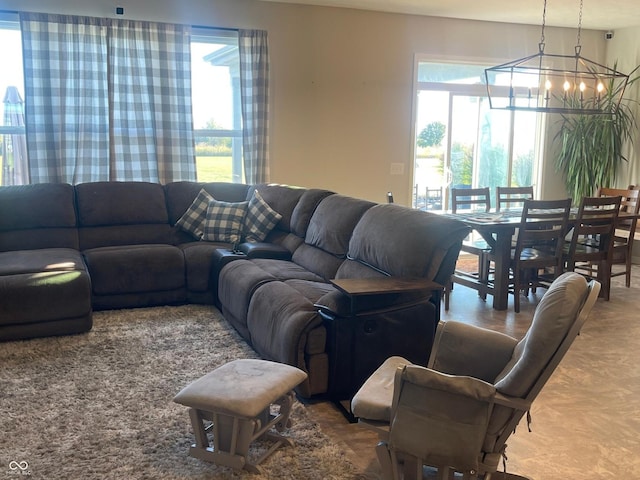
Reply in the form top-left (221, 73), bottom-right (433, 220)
top-left (351, 272), bottom-right (600, 480)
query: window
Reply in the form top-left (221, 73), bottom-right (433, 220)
top-left (0, 19), bottom-right (245, 185)
top-left (412, 59), bottom-right (540, 210)
top-left (191, 29), bottom-right (243, 183)
top-left (0, 17), bottom-right (26, 186)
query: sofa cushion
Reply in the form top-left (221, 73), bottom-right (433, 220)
top-left (76, 181), bottom-right (168, 226)
top-left (218, 259), bottom-right (279, 336)
top-left (0, 248), bottom-right (91, 327)
top-left (0, 248), bottom-right (86, 276)
top-left (304, 194), bottom-right (375, 257)
top-left (203, 200), bottom-right (248, 244)
top-left (289, 189), bottom-right (335, 238)
top-left (288, 194), bottom-right (374, 280)
top-left (244, 190), bottom-right (282, 242)
top-left (175, 188), bottom-right (214, 239)
top-left (253, 184), bottom-right (306, 234)
top-left (76, 181), bottom-right (174, 249)
top-left (83, 244), bottom-right (185, 295)
top-left (250, 258), bottom-right (325, 282)
top-left (283, 279), bottom-right (336, 304)
top-left (179, 241), bottom-right (229, 294)
top-left (339, 204), bottom-right (470, 282)
top-left (0, 183), bottom-right (79, 252)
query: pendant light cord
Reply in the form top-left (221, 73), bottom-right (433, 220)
top-left (539, 0), bottom-right (547, 53)
top-left (576, 0), bottom-right (583, 55)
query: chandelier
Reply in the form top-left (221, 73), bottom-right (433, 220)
top-left (485, 0), bottom-right (629, 115)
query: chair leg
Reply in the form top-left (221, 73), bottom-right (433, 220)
top-left (478, 254), bottom-right (489, 301)
top-left (376, 442), bottom-right (396, 480)
top-left (513, 268), bottom-right (520, 313)
top-left (444, 277), bottom-right (451, 311)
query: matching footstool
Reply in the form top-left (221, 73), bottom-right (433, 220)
top-left (173, 359), bottom-right (308, 473)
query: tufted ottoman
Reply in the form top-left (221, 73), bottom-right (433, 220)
top-left (173, 359), bottom-right (308, 473)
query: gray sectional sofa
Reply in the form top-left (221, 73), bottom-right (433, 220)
top-left (0, 181), bottom-right (470, 398)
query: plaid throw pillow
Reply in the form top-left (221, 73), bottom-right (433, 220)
top-left (202, 200), bottom-right (248, 243)
top-left (243, 190), bottom-right (282, 242)
top-left (175, 188), bottom-right (214, 239)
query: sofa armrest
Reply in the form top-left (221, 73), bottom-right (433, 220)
top-left (238, 241), bottom-right (292, 260)
top-left (315, 278), bottom-right (441, 317)
top-left (314, 288), bottom-right (432, 317)
top-left (428, 320), bottom-right (518, 383)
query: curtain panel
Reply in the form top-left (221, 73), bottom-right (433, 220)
top-left (239, 30), bottom-right (270, 184)
top-left (20, 13), bottom-right (196, 184)
top-left (21, 14), bottom-right (110, 184)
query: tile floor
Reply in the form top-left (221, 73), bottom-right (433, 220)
top-left (304, 266), bottom-right (640, 480)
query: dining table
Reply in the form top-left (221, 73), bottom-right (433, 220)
top-left (442, 207), bottom-right (640, 311)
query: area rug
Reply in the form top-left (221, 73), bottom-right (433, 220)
top-left (0, 305), bottom-right (358, 479)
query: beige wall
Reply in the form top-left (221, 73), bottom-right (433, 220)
top-left (605, 27), bottom-right (640, 189)
top-left (1, 0), bottom-right (609, 204)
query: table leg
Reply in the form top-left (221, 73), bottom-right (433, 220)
top-left (491, 229), bottom-right (514, 310)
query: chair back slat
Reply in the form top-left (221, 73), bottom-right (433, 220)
top-left (496, 186), bottom-right (534, 211)
top-left (514, 198), bottom-right (571, 254)
top-left (451, 187), bottom-right (490, 213)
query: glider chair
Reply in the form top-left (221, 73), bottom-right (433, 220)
top-left (351, 272), bottom-right (600, 480)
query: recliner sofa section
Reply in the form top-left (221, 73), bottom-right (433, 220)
top-left (0, 183), bottom-right (92, 341)
top-left (217, 197), bottom-right (471, 398)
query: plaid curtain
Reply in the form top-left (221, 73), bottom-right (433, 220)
top-left (20, 13), bottom-right (195, 184)
top-left (21, 13), bottom-right (110, 183)
top-left (109, 20), bottom-right (195, 182)
top-left (239, 30), bottom-right (270, 184)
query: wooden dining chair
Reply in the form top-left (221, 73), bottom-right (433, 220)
top-left (596, 187), bottom-right (640, 287)
top-left (496, 185), bottom-right (534, 212)
top-left (563, 195), bottom-right (622, 301)
top-left (509, 198), bottom-right (572, 312)
top-left (449, 187), bottom-right (492, 309)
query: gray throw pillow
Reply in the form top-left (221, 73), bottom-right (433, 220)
top-left (175, 188), bottom-right (214, 239)
top-left (202, 200), bottom-right (248, 244)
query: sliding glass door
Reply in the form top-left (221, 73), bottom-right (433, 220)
top-left (412, 60), bottom-right (538, 210)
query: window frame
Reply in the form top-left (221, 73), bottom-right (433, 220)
top-left (410, 54), bottom-right (544, 210)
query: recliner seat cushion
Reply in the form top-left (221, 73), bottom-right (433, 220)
top-left (217, 259), bottom-right (279, 333)
top-left (83, 244), bottom-right (185, 295)
top-left (0, 248), bottom-right (91, 326)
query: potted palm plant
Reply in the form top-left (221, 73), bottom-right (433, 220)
top-left (554, 63), bottom-right (640, 203)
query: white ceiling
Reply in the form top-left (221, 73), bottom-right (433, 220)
top-left (257, 0), bottom-right (640, 30)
